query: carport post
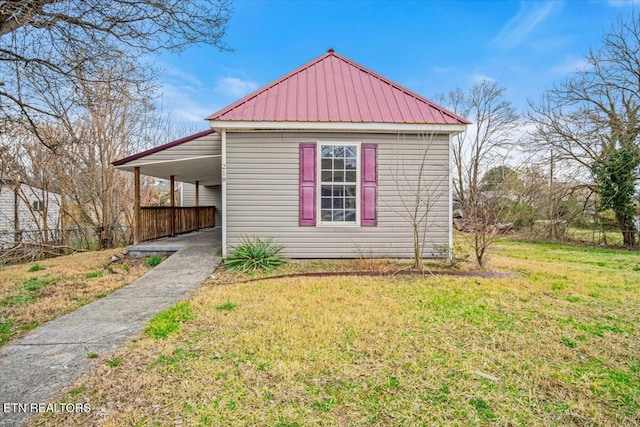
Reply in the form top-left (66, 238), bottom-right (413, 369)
top-left (195, 180), bottom-right (200, 231)
top-left (134, 167), bottom-right (141, 245)
top-left (170, 175), bottom-right (176, 237)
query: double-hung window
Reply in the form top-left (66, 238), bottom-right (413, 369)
top-left (319, 144), bottom-right (359, 225)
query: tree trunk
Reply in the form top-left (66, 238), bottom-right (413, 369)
top-left (616, 211), bottom-right (636, 247)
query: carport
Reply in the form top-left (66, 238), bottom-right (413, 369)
top-left (113, 130), bottom-right (222, 244)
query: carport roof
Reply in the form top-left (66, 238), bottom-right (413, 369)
top-left (113, 129), bottom-right (221, 186)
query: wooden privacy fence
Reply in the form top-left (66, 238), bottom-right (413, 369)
top-left (140, 206), bottom-right (216, 242)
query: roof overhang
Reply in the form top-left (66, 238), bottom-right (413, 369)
top-left (115, 155), bottom-right (222, 186)
top-left (209, 121), bottom-right (467, 135)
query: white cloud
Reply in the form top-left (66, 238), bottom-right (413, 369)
top-left (550, 55), bottom-right (591, 75)
top-left (215, 77), bottom-right (259, 98)
top-left (162, 66), bottom-right (204, 89)
top-left (157, 81), bottom-right (214, 123)
top-left (491, 2), bottom-right (563, 49)
top-left (471, 73), bottom-right (496, 84)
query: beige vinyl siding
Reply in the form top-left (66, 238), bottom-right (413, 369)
top-left (182, 183), bottom-right (221, 226)
top-left (226, 131), bottom-right (450, 258)
top-left (124, 133), bottom-right (221, 166)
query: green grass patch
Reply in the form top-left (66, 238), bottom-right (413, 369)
top-left (152, 348), bottom-right (202, 369)
top-left (68, 386), bottom-right (85, 397)
top-left (0, 321), bottom-right (13, 346)
top-left (470, 398), bottom-right (497, 421)
top-left (105, 357), bottom-right (123, 368)
top-left (145, 301), bottom-right (194, 339)
top-left (84, 271), bottom-right (104, 279)
top-left (560, 336), bottom-right (577, 348)
top-left (22, 277), bottom-right (57, 292)
top-left (0, 277), bottom-right (58, 307)
top-left (87, 352), bottom-right (98, 359)
top-left (215, 300), bottom-right (237, 311)
top-left (1, 294), bottom-right (38, 307)
top-left (146, 256), bottom-right (163, 268)
top-left (120, 263), bottom-right (131, 271)
top-left (27, 263), bottom-right (46, 272)
top-left (560, 316), bottom-right (632, 337)
top-left (310, 397), bottom-right (337, 413)
top-left (19, 322), bottom-right (39, 332)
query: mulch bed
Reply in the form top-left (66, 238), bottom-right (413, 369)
top-left (230, 269), bottom-right (519, 285)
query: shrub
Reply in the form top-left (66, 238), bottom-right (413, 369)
top-left (223, 236), bottom-right (287, 273)
top-left (146, 256), bottom-right (163, 268)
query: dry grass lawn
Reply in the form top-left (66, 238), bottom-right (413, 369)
top-left (28, 239), bottom-right (640, 426)
top-left (0, 250), bottom-right (149, 346)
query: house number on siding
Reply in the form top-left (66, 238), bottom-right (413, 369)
top-left (221, 164), bottom-right (227, 183)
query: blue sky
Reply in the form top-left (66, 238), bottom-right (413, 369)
top-left (154, 0), bottom-right (638, 129)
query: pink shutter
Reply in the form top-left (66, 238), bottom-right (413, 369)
top-left (361, 144), bottom-right (377, 226)
top-left (299, 143), bottom-right (316, 226)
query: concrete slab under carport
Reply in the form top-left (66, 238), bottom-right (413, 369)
top-left (126, 227), bottom-right (222, 257)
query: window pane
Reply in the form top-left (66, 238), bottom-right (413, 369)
top-left (345, 197), bottom-right (356, 209)
top-left (345, 171), bottom-right (356, 182)
top-left (333, 171), bottom-right (344, 182)
top-left (333, 186), bottom-right (344, 197)
top-left (321, 186), bottom-right (332, 196)
top-left (321, 198), bottom-right (331, 209)
top-left (345, 158), bottom-right (356, 169)
top-left (321, 210), bottom-right (332, 221)
top-left (321, 170), bottom-right (332, 182)
top-left (345, 185), bottom-right (356, 197)
top-left (321, 146), bottom-right (332, 157)
top-left (334, 159), bottom-right (344, 169)
top-left (345, 146), bottom-right (356, 158)
top-left (321, 158), bottom-right (331, 169)
top-left (333, 210), bottom-right (344, 221)
top-left (333, 198), bottom-right (343, 209)
top-left (344, 210), bottom-right (356, 222)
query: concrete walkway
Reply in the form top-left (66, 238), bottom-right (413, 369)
top-left (0, 233), bottom-right (220, 427)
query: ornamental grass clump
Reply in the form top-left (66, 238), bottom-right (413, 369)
top-left (223, 237), bottom-right (287, 273)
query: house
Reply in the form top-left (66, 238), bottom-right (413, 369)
top-left (0, 180), bottom-right (62, 247)
top-left (114, 50), bottom-right (469, 258)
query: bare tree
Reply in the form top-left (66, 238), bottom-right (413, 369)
top-left (529, 11), bottom-right (640, 246)
top-left (0, 0), bottom-right (232, 145)
top-left (390, 132), bottom-right (449, 269)
top-left (439, 80), bottom-right (519, 268)
top-left (7, 60), bottom-right (164, 249)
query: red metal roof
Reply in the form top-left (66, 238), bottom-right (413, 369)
top-left (207, 49), bottom-right (469, 125)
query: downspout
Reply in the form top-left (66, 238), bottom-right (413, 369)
top-left (221, 129), bottom-right (227, 257)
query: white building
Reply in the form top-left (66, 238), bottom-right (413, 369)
top-left (0, 181), bottom-right (62, 247)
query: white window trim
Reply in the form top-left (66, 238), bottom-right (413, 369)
top-left (316, 141), bottom-right (361, 227)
